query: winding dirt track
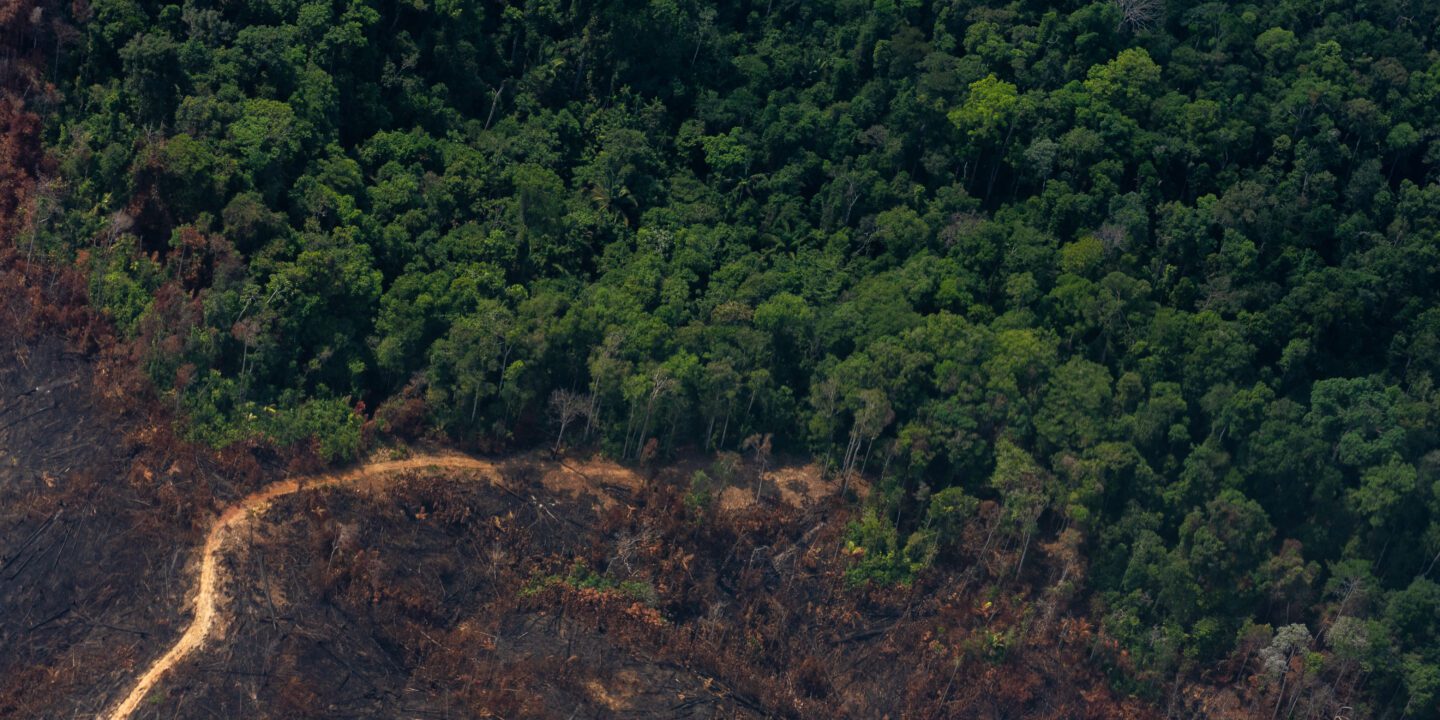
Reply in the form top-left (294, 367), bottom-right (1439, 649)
top-left (102, 453), bottom-right (512, 720)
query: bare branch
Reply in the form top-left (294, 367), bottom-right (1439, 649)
top-left (1114, 0), bottom-right (1163, 31)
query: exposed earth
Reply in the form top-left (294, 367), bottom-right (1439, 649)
top-left (2, 337), bottom-right (1154, 719)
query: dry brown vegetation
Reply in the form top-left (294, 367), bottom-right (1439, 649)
top-left (94, 456), bottom-right (1166, 719)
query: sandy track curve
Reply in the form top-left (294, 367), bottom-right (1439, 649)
top-left (102, 453), bottom-right (512, 720)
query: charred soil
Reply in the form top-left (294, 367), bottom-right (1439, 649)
top-left (0, 243), bottom-right (1156, 720)
top-left (1, 342), bottom-right (1157, 718)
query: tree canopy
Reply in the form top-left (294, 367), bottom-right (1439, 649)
top-left (17, 0), bottom-right (1440, 715)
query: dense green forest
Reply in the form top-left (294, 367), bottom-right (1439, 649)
top-left (14, 0), bottom-right (1440, 715)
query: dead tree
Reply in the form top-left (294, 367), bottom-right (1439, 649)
top-left (549, 389), bottom-right (590, 453)
top-left (742, 433), bottom-right (773, 502)
top-left (1114, 0), bottom-right (1163, 31)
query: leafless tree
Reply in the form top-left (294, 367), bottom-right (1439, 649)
top-left (628, 367), bottom-right (676, 460)
top-left (1114, 0), bottom-right (1163, 32)
top-left (742, 432), bottom-right (773, 502)
top-left (549, 389), bottom-right (590, 453)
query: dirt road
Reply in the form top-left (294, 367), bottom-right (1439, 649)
top-left (101, 453), bottom-right (522, 720)
top-left (97, 449), bottom-right (839, 719)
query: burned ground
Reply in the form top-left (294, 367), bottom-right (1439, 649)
top-left (88, 456), bottom-right (1155, 719)
top-left (1, 339), bottom-right (1155, 720)
top-left (125, 469), bottom-right (757, 719)
top-left (0, 340), bottom-right (192, 718)
top-left (0, 286), bottom-right (269, 719)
